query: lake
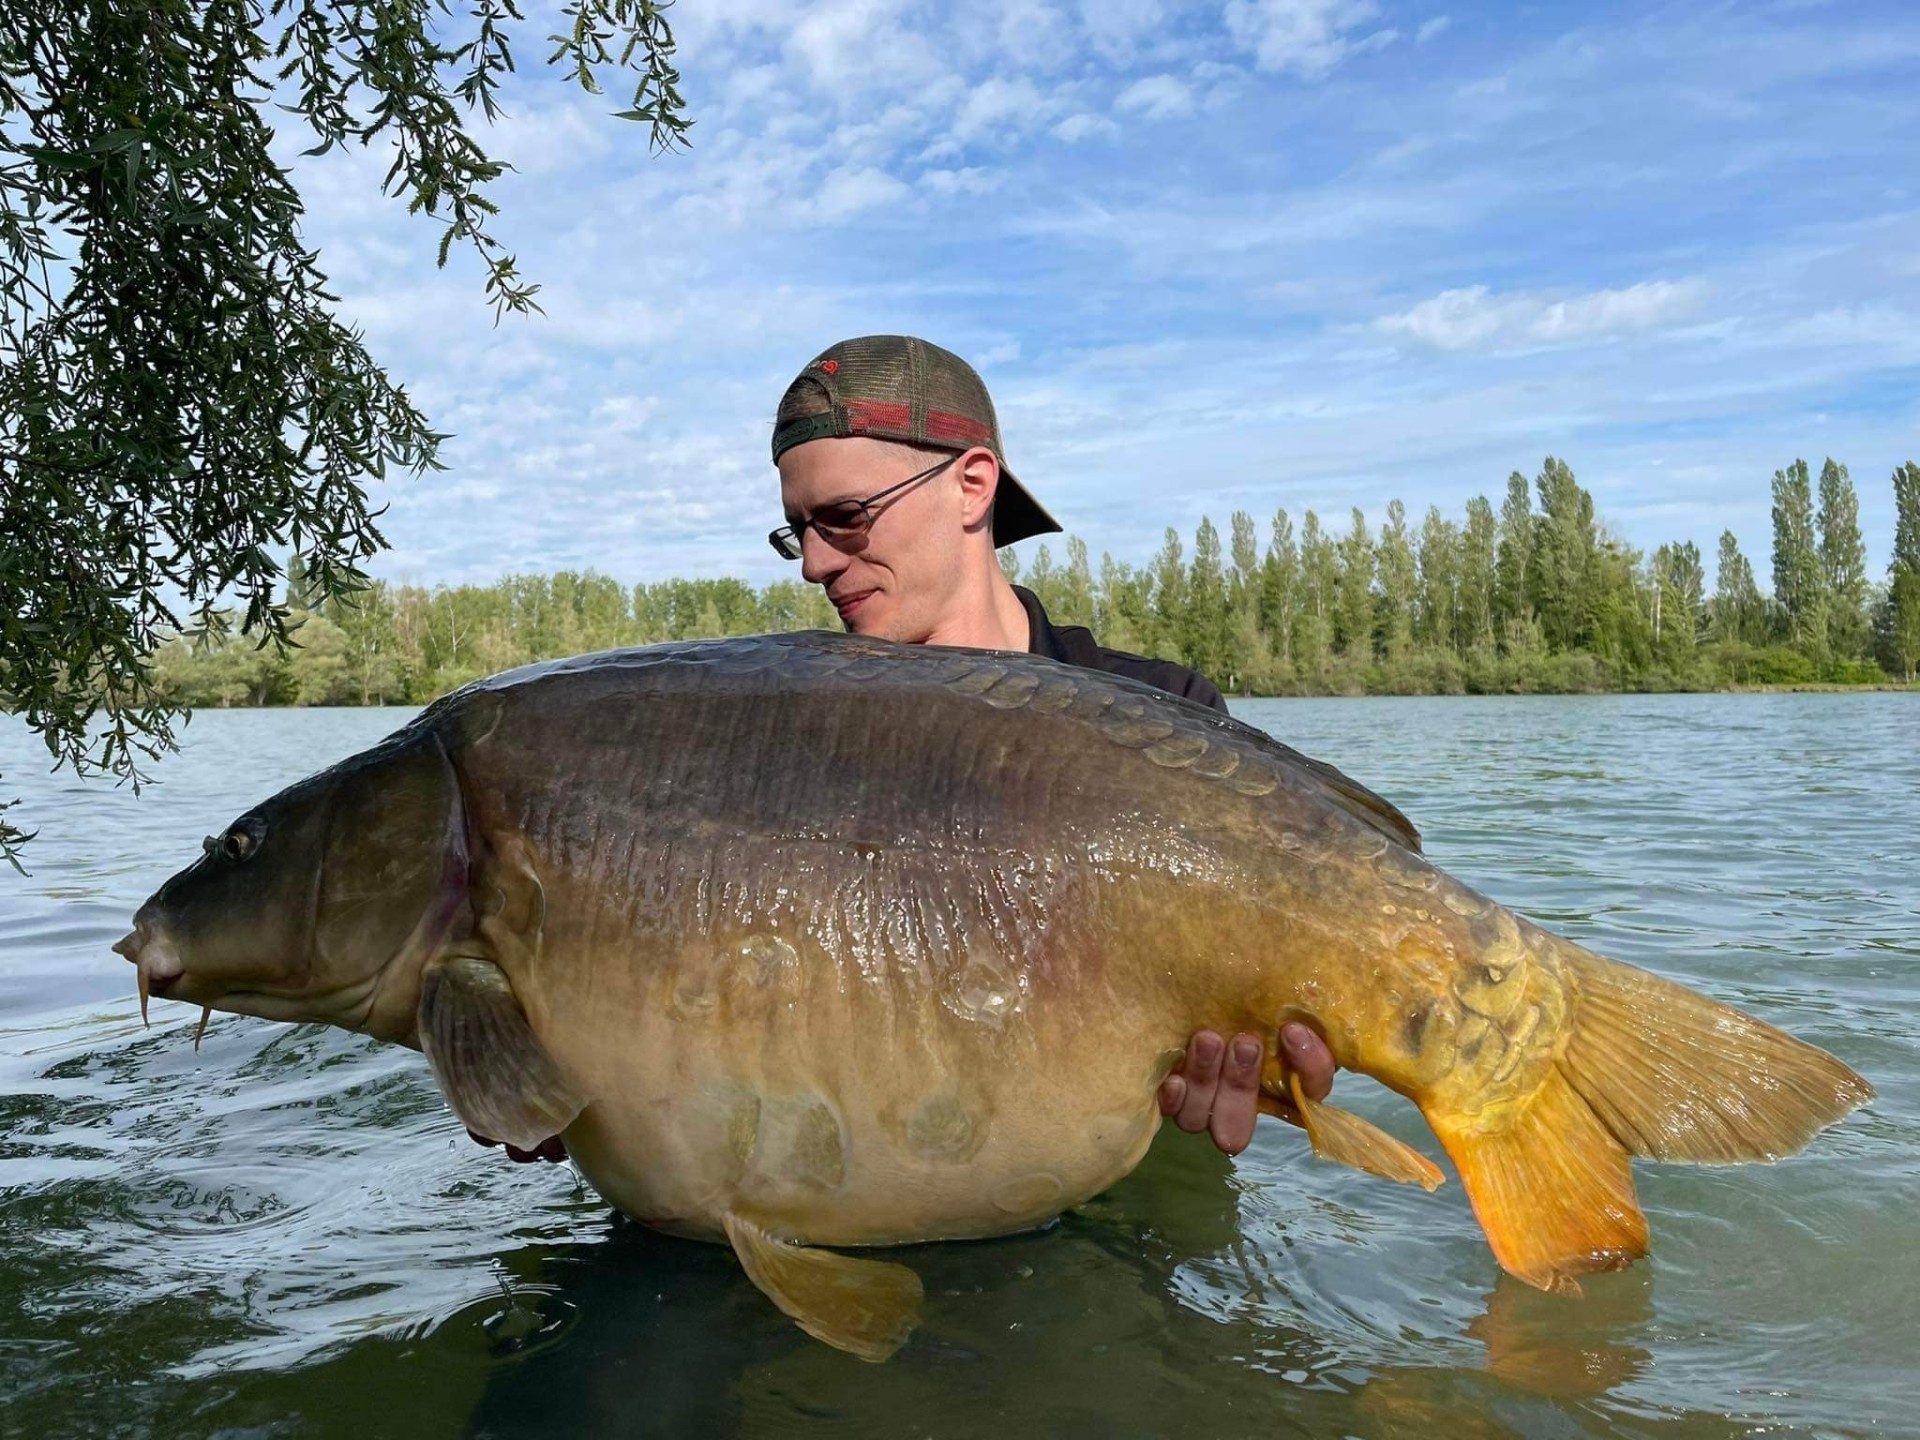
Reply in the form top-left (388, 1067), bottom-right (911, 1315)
top-left (2, 694), bottom-right (1915, 1439)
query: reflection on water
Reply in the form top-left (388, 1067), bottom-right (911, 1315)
top-left (2, 695), bottom-right (1916, 1437)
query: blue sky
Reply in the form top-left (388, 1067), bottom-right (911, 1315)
top-left (290, 0), bottom-right (1920, 591)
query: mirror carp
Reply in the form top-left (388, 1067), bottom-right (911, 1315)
top-left (116, 633), bottom-right (1873, 1360)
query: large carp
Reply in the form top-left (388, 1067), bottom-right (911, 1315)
top-left (117, 634), bottom-right (1871, 1360)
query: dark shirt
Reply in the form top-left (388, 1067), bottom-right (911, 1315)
top-left (1013, 586), bottom-right (1228, 714)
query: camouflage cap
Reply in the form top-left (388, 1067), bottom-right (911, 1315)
top-left (771, 335), bottom-right (1062, 549)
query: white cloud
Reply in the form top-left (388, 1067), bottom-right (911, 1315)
top-left (1053, 112), bottom-right (1119, 142)
top-left (1114, 74), bottom-right (1195, 120)
top-left (1377, 280), bottom-right (1707, 351)
top-left (1223, 0), bottom-right (1386, 78)
top-left (920, 166), bottom-right (1001, 195)
top-left (784, 0), bottom-right (940, 92)
top-left (808, 163), bottom-right (914, 222)
top-left (949, 75), bottom-right (1057, 144)
top-left (1416, 15), bottom-right (1452, 44)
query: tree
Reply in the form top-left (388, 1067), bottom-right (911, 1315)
top-left (1885, 461), bottom-right (1920, 682)
top-left (1227, 511), bottom-right (1260, 632)
top-left (1335, 507), bottom-right (1375, 660)
top-left (1415, 505), bottom-right (1461, 654)
top-left (1816, 458), bottom-right (1869, 659)
top-left (1296, 510), bottom-right (1336, 669)
top-left (1150, 527), bottom-right (1187, 658)
top-left (1257, 508), bottom-right (1298, 664)
top-left (1058, 536), bottom-right (1096, 629)
top-left (1651, 540), bottom-right (1704, 672)
top-left (0, 0), bottom-right (690, 863)
top-left (1771, 458), bottom-right (1827, 659)
top-left (1186, 517), bottom-right (1236, 686)
top-left (1459, 496), bottom-right (1497, 655)
top-left (1529, 457), bottom-right (1596, 653)
top-left (1494, 470), bottom-right (1533, 634)
top-left (1711, 530), bottom-right (1765, 647)
top-left (1375, 500), bottom-right (1417, 660)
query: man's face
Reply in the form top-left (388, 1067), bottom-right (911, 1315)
top-left (777, 436), bottom-right (972, 643)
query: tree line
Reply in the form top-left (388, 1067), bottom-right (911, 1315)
top-left (152, 455), bottom-right (1920, 707)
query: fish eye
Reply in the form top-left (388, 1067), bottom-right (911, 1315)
top-left (219, 816), bottom-right (267, 864)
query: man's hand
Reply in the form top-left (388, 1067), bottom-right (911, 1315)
top-left (468, 1129), bottom-right (568, 1164)
top-left (1158, 1022), bottom-right (1335, 1156)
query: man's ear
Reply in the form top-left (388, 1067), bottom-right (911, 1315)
top-left (955, 447), bottom-right (1000, 531)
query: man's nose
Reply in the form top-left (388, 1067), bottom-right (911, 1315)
top-left (799, 528), bottom-right (849, 585)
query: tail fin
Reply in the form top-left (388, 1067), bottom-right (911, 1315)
top-left (1555, 946), bottom-right (1874, 1163)
top-left (1425, 942), bottom-right (1872, 1294)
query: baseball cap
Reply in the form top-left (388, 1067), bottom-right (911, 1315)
top-left (771, 335), bottom-right (1062, 549)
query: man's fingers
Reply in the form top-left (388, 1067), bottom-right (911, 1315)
top-left (1280, 1022), bottom-right (1337, 1102)
top-left (1172, 1031), bottom-right (1225, 1132)
top-left (1158, 1074), bottom-right (1188, 1116)
top-left (1208, 1034), bottom-right (1262, 1156)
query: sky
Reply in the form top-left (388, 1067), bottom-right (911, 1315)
top-left (288, 0), bottom-right (1920, 591)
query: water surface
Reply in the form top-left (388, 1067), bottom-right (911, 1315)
top-left (2, 694), bottom-right (1915, 1438)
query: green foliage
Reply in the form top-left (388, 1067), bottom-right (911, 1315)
top-left (1771, 458), bottom-right (1827, 660)
top-left (1881, 462), bottom-right (1920, 681)
top-left (0, 0), bottom-right (688, 863)
top-left (1711, 530), bottom-right (1767, 646)
top-left (1817, 459), bottom-right (1869, 659)
top-left (145, 453), bottom-right (1912, 707)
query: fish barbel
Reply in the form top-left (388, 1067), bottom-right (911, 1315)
top-left (115, 633), bottom-right (1873, 1360)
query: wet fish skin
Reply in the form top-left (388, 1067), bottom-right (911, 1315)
top-left (118, 632), bottom-right (1873, 1358)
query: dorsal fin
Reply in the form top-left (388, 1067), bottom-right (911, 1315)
top-left (1286, 749), bottom-right (1423, 854)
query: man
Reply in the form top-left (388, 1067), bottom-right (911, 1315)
top-left (768, 334), bottom-right (1337, 1156)
top-left (478, 335), bottom-right (1337, 1165)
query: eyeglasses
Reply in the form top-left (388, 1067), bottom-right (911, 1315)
top-left (769, 454), bottom-right (960, 561)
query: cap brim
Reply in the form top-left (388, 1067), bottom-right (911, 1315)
top-left (991, 466), bottom-right (1062, 548)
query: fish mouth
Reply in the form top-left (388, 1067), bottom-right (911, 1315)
top-left (114, 922), bottom-right (228, 1046)
top-left (114, 923), bottom-right (186, 1026)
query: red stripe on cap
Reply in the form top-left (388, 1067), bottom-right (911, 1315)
top-left (925, 409), bottom-right (994, 445)
top-left (844, 400), bottom-right (912, 434)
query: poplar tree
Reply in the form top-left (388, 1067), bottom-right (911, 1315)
top-left (1816, 458), bottom-right (1869, 659)
top-left (1711, 530), bottom-right (1764, 646)
top-left (1459, 495), bottom-right (1497, 654)
top-left (1186, 517), bottom-right (1235, 684)
top-left (1771, 458), bottom-right (1826, 658)
top-left (1150, 527), bottom-right (1187, 657)
top-left (1494, 470), bottom-right (1533, 635)
top-left (1227, 511), bottom-right (1260, 625)
top-left (1529, 457), bottom-right (1596, 653)
top-left (1886, 461), bottom-right (1920, 681)
top-left (1258, 508), bottom-right (1298, 663)
top-left (1415, 505), bottom-right (1462, 653)
top-left (1297, 510), bottom-right (1336, 668)
top-left (1375, 500), bottom-right (1417, 659)
top-left (1059, 536), bottom-right (1096, 630)
top-left (1652, 540), bottom-right (1704, 671)
top-left (1335, 507), bottom-right (1376, 661)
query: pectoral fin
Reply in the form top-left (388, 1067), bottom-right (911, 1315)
top-left (418, 955), bottom-right (584, 1150)
top-left (1290, 1074), bottom-right (1445, 1192)
top-left (723, 1212), bottom-right (923, 1363)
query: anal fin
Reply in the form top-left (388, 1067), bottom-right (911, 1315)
top-left (1289, 1074), bottom-right (1446, 1192)
top-left (419, 955), bottom-right (584, 1150)
top-left (724, 1212), bottom-right (923, 1363)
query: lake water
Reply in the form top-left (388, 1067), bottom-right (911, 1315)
top-left (2, 694), bottom-right (1915, 1439)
